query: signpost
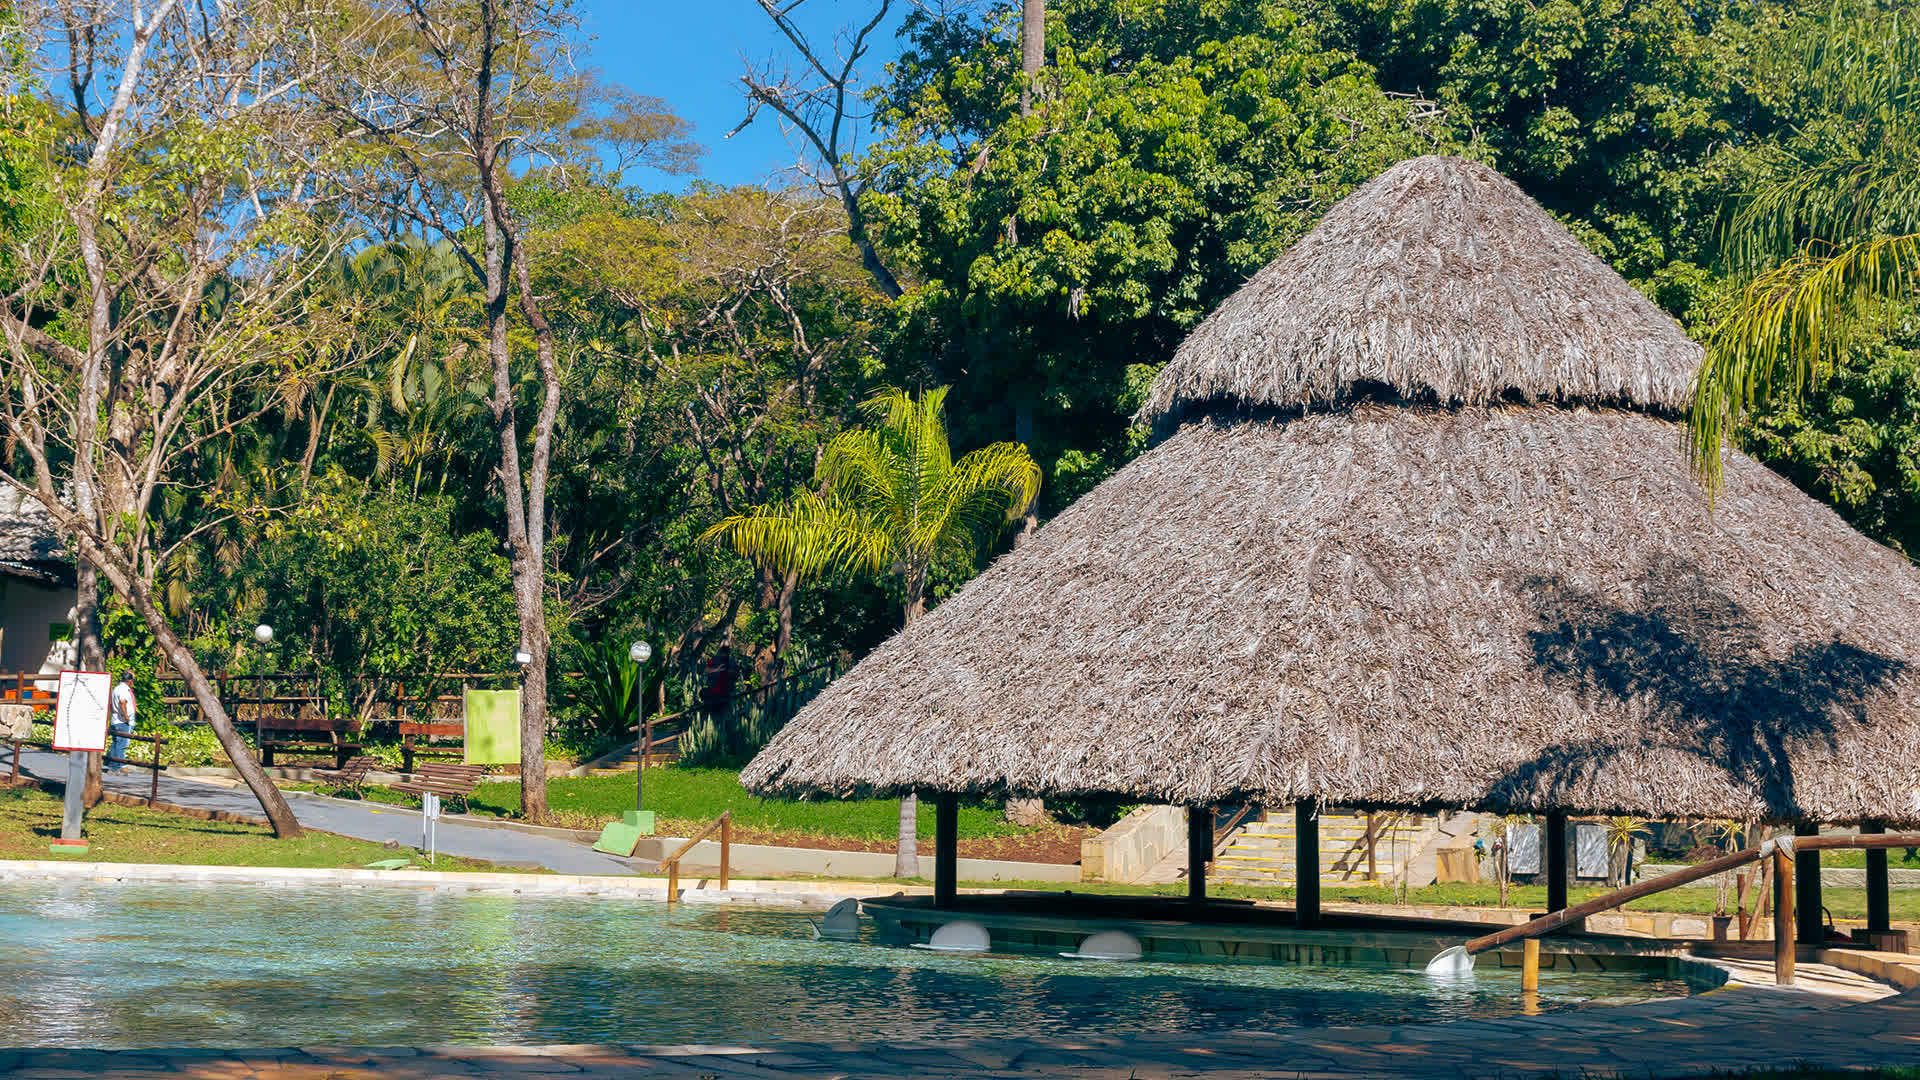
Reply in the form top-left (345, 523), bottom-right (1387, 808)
top-left (421, 791), bottom-right (440, 864)
top-left (51, 670), bottom-right (110, 850)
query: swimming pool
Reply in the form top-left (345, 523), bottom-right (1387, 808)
top-left (0, 883), bottom-right (1692, 1048)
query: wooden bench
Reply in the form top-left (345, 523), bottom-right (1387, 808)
top-left (252, 712), bottom-right (363, 769)
top-left (392, 761), bottom-right (486, 813)
top-left (397, 721), bottom-right (463, 772)
top-left (320, 755), bottom-right (379, 797)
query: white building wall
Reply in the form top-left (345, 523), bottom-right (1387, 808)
top-left (0, 576), bottom-right (79, 674)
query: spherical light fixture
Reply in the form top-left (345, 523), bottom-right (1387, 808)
top-left (253, 624), bottom-right (273, 644)
top-left (628, 641), bottom-right (651, 664)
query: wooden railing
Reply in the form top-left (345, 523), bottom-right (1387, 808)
top-left (1211, 803), bottom-right (1262, 856)
top-left (1330, 811), bottom-right (1406, 883)
top-left (7, 732), bottom-right (169, 805)
top-left (661, 810), bottom-right (732, 903)
top-left (1456, 831), bottom-right (1920, 987)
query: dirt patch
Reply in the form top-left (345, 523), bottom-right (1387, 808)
top-left (661, 821), bottom-right (1094, 865)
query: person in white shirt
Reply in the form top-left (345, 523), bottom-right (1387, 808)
top-left (108, 673), bottom-right (137, 773)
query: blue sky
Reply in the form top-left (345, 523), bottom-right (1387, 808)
top-left (577, 2), bottom-right (909, 192)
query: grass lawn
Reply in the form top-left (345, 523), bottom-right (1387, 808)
top-left (0, 785), bottom-right (518, 872)
top-left (383, 768), bottom-right (1056, 843)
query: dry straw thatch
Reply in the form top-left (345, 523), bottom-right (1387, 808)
top-left (1140, 156), bottom-right (1700, 429)
top-left (743, 156), bottom-right (1920, 825)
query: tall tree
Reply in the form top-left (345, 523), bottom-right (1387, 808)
top-left (868, 0), bottom-right (1450, 493)
top-left (707, 386), bottom-right (1039, 875)
top-left (1688, 1), bottom-right (1920, 486)
top-left (0, 0), bottom-right (368, 836)
top-left (313, 0), bottom-right (698, 819)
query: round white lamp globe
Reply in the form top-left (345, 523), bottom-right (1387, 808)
top-left (253, 624), bottom-right (273, 644)
top-left (628, 641), bottom-right (651, 664)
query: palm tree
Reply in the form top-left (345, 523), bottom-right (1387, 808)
top-left (1603, 816), bottom-right (1650, 888)
top-left (1689, 3), bottom-right (1920, 482)
top-left (707, 385), bottom-right (1041, 876)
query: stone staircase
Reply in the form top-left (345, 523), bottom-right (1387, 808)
top-left (1210, 809), bottom-right (1438, 887)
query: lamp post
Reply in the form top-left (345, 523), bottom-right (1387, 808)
top-left (629, 641), bottom-right (652, 812)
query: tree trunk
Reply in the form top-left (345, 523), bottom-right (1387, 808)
top-left (895, 588), bottom-right (925, 877)
top-left (75, 566), bottom-right (106, 807)
top-left (96, 567), bottom-right (303, 837)
top-left (896, 791), bottom-right (919, 878)
top-left (1020, 0), bottom-right (1045, 114)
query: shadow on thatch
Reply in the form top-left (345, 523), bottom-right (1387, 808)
top-left (1498, 555), bottom-right (1906, 820)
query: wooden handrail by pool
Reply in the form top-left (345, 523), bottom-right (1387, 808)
top-left (1458, 831), bottom-right (1920, 988)
top-left (661, 811), bottom-right (732, 903)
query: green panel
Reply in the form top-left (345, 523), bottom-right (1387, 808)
top-left (622, 810), bottom-right (655, 832)
top-left (463, 689), bottom-right (521, 764)
top-left (362, 858), bottom-right (412, 870)
top-left (593, 821), bottom-right (645, 857)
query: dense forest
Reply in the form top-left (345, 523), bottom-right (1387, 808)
top-left (0, 0), bottom-right (1913, 822)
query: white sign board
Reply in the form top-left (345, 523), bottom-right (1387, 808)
top-left (1576, 824), bottom-right (1610, 878)
top-left (1505, 823), bottom-right (1542, 874)
top-left (51, 670), bottom-right (111, 752)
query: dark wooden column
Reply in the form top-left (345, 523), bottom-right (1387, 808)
top-left (1296, 800), bottom-right (1321, 930)
top-left (934, 793), bottom-right (958, 908)
top-left (1795, 821), bottom-right (1823, 944)
top-left (1863, 821), bottom-right (1891, 933)
top-left (1187, 805), bottom-right (1210, 904)
top-left (1545, 812), bottom-right (1569, 915)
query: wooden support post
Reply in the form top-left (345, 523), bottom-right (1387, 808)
top-left (1187, 805), bottom-right (1210, 904)
top-left (934, 793), bottom-right (958, 908)
top-left (1521, 938), bottom-right (1540, 992)
top-left (1795, 822), bottom-right (1822, 945)
top-left (1365, 813), bottom-right (1378, 882)
top-left (1296, 800), bottom-right (1321, 930)
top-left (1545, 811), bottom-right (1569, 916)
top-left (1774, 848), bottom-right (1795, 986)
top-left (1864, 821), bottom-right (1891, 933)
top-left (666, 859), bottom-right (678, 907)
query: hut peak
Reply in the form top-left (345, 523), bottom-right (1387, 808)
top-left (1139, 155), bottom-right (1701, 429)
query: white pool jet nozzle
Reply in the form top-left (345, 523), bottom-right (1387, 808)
top-left (1424, 944), bottom-right (1474, 977)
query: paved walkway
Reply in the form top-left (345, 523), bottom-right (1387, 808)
top-left (3, 976), bottom-right (1917, 1079)
top-left (3, 744), bottom-right (642, 876)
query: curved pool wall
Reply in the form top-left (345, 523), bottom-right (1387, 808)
top-left (0, 881), bottom-right (1699, 1049)
top-left (861, 894), bottom-right (1731, 987)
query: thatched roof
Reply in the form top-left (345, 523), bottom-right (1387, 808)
top-left (0, 486), bottom-right (71, 586)
top-left (744, 406), bottom-right (1920, 824)
top-left (1139, 156), bottom-right (1701, 430)
top-left (742, 155), bottom-right (1920, 825)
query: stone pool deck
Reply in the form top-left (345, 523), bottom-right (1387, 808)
top-left (9, 954), bottom-right (1918, 1080)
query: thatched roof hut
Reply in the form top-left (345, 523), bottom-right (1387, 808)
top-left (743, 156), bottom-right (1920, 826)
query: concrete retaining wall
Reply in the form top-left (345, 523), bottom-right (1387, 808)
top-left (1639, 863), bottom-right (1920, 890)
top-left (1080, 805), bottom-right (1184, 884)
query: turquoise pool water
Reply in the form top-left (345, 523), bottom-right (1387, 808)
top-left (0, 883), bottom-right (1690, 1048)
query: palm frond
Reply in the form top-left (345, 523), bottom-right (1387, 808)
top-left (1689, 231), bottom-right (1920, 486)
top-left (911, 441), bottom-right (1041, 556)
top-left (703, 491), bottom-right (895, 580)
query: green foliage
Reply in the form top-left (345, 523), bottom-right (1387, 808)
top-left (185, 474), bottom-right (518, 683)
top-left (565, 639), bottom-right (644, 739)
top-left (466, 767), bottom-right (1039, 841)
top-left (1306, 0), bottom-right (1784, 291)
top-left (707, 386), bottom-right (1040, 620)
top-left (1738, 332), bottom-right (1920, 554)
top-left (1690, 1), bottom-right (1920, 486)
top-left (870, 0), bottom-right (1453, 493)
